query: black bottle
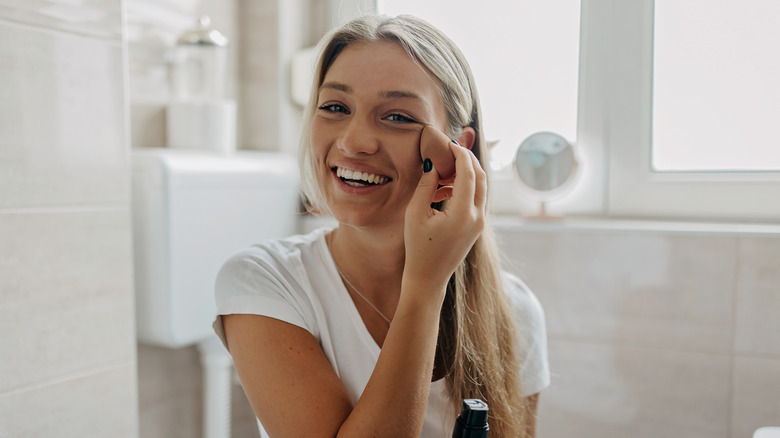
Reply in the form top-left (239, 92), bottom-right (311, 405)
top-left (452, 399), bottom-right (489, 438)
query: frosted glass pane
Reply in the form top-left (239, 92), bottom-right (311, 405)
top-left (653, 0), bottom-right (780, 171)
top-left (377, 1), bottom-right (580, 169)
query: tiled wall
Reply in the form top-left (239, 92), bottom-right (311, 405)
top-left (137, 343), bottom-right (260, 438)
top-left (126, 0), bottom-right (240, 148)
top-left (0, 1), bottom-right (138, 437)
top-left (495, 222), bottom-right (780, 438)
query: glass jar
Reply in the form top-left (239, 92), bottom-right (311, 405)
top-left (171, 15), bottom-right (229, 101)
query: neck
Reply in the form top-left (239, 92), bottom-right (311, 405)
top-left (328, 223), bottom-right (405, 302)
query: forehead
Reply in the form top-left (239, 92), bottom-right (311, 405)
top-left (325, 41), bottom-right (432, 84)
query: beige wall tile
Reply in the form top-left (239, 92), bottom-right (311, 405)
top-left (0, 22), bottom-right (127, 209)
top-left (237, 0), bottom-right (280, 151)
top-left (0, 0), bottom-right (121, 40)
top-left (734, 237), bottom-right (780, 356)
top-left (0, 364), bottom-right (138, 438)
top-left (0, 2), bottom-right (137, 437)
top-left (137, 343), bottom-right (259, 438)
top-left (538, 340), bottom-right (731, 438)
top-left (232, 385), bottom-right (262, 438)
top-left (137, 343), bottom-right (202, 409)
top-left (0, 209), bottom-right (135, 393)
top-left (129, 102), bottom-right (167, 148)
top-left (497, 230), bottom-right (738, 353)
top-left (732, 356), bottom-right (780, 438)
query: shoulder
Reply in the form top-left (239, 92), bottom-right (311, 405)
top-left (214, 228), bottom-right (332, 331)
top-left (217, 228), bottom-right (329, 287)
top-left (501, 271), bottom-right (551, 396)
top-left (501, 271), bottom-right (546, 333)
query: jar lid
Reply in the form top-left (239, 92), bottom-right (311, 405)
top-left (177, 15), bottom-right (228, 47)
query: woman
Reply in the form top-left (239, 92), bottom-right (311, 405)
top-left (213, 14), bottom-right (549, 437)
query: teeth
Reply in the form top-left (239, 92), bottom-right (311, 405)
top-left (336, 167), bottom-right (388, 185)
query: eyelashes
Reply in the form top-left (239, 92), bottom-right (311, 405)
top-left (317, 101), bottom-right (419, 125)
top-left (385, 113), bottom-right (416, 123)
top-left (318, 103), bottom-right (349, 114)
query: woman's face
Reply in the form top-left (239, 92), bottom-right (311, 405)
top-left (311, 41), bottom-right (450, 229)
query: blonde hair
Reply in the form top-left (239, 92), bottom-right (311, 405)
top-left (300, 15), bottom-right (530, 437)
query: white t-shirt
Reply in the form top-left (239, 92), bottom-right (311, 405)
top-left (213, 227), bottom-right (550, 437)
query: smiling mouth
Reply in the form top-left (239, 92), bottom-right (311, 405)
top-left (334, 166), bottom-right (391, 187)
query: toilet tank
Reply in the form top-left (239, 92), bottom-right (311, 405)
top-left (131, 148), bottom-right (300, 348)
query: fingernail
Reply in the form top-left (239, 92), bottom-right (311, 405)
top-left (451, 139), bottom-right (460, 145)
top-left (423, 158), bottom-right (433, 173)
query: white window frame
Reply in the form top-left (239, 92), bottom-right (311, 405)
top-left (597, 0), bottom-right (780, 222)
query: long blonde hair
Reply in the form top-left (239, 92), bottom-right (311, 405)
top-left (300, 15), bottom-right (530, 437)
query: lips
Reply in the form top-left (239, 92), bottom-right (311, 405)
top-left (334, 166), bottom-right (391, 186)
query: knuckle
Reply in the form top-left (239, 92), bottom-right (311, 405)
top-left (474, 214), bottom-right (485, 230)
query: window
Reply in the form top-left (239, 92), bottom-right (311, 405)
top-left (653, 0), bottom-right (780, 171)
top-left (604, 0), bottom-right (780, 221)
top-left (375, 0), bottom-right (780, 222)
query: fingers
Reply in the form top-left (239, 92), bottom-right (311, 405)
top-left (406, 159), bottom-right (441, 220)
top-left (403, 135), bottom-right (486, 288)
top-left (413, 124), bottom-right (486, 222)
top-left (446, 143), bottom-right (486, 213)
top-left (419, 125), bottom-right (457, 181)
top-left (431, 186), bottom-right (453, 203)
top-left (468, 148), bottom-right (488, 210)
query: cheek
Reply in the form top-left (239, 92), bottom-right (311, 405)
top-left (310, 120), bottom-right (330, 161)
top-left (398, 153), bottom-right (424, 191)
top-left (387, 135), bottom-right (425, 181)
top-left (308, 123), bottom-right (334, 192)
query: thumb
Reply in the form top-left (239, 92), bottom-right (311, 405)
top-left (407, 159), bottom-right (440, 218)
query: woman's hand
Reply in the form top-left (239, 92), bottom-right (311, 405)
top-left (402, 127), bottom-right (487, 299)
top-left (419, 125), bottom-right (457, 182)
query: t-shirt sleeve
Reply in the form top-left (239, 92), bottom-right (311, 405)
top-left (212, 247), bottom-right (317, 351)
top-left (503, 272), bottom-right (551, 397)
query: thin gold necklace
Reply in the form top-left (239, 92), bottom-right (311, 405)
top-left (328, 232), bottom-right (392, 327)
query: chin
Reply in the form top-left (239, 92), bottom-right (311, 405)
top-left (330, 209), bottom-right (398, 230)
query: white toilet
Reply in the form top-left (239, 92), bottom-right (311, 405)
top-left (131, 147), bottom-right (299, 438)
top-left (754, 427), bottom-right (780, 438)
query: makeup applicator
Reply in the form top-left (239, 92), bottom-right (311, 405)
top-left (419, 125), bottom-right (457, 181)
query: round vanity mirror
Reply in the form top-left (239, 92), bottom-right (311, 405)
top-left (512, 131), bottom-right (578, 218)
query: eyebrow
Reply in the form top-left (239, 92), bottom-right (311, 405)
top-left (382, 90), bottom-right (434, 114)
top-left (320, 82), bottom-right (423, 101)
top-left (381, 90), bottom-right (422, 100)
top-left (320, 82), bottom-right (352, 93)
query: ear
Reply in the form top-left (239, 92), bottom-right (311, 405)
top-left (454, 126), bottom-right (476, 151)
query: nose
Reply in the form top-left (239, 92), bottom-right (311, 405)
top-left (337, 116), bottom-right (380, 156)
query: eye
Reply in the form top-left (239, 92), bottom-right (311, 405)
top-left (386, 113), bottom-right (416, 123)
top-left (318, 103), bottom-right (349, 114)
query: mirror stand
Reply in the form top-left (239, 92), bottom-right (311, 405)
top-left (512, 131), bottom-right (579, 219)
top-left (523, 200), bottom-right (565, 221)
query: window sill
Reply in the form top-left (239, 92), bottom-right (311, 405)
top-left (491, 214), bottom-right (780, 237)
top-left (300, 213), bottom-right (780, 237)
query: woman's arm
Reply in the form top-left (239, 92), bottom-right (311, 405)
top-left (223, 314), bottom-right (353, 436)
top-left (224, 145), bottom-right (486, 437)
top-left (224, 272), bottom-right (447, 437)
